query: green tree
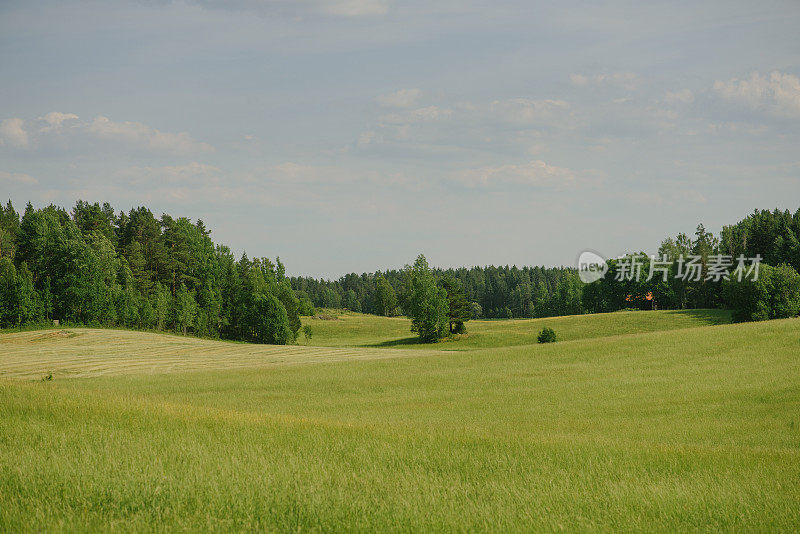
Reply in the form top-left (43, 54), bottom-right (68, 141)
top-left (538, 327), bottom-right (557, 343)
top-left (173, 284), bottom-right (198, 335)
top-left (723, 263), bottom-right (800, 322)
top-left (15, 263), bottom-right (39, 325)
top-left (249, 292), bottom-right (292, 344)
top-left (406, 255), bottom-right (449, 343)
top-left (343, 289), bottom-right (361, 312)
top-left (0, 257), bottom-right (18, 327)
top-left (442, 276), bottom-right (471, 333)
top-left (374, 276), bottom-right (397, 316)
top-left (296, 291), bottom-right (316, 316)
top-left (276, 281), bottom-right (302, 341)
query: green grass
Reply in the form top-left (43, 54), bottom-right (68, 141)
top-left (1, 312), bottom-right (799, 532)
top-left (301, 308), bottom-right (732, 349)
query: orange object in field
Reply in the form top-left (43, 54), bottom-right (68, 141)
top-left (626, 292), bottom-right (653, 302)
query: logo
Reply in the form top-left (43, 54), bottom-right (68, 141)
top-left (577, 250), bottom-right (608, 283)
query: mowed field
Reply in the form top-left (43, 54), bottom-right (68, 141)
top-left (2, 310), bottom-right (800, 532)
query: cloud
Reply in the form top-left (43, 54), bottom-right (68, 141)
top-left (39, 112), bottom-right (79, 130)
top-left (0, 170), bottom-right (38, 185)
top-left (664, 89), bottom-right (694, 104)
top-left (0, 118), bottom-right (29, 148)
top-left (713, 71), bottom-right (800, 118)
top-left (569, 73), bottom-right (589, 86)
top-left (113, 162), bottom-right (220, 186)
top-left (361, 95), bottom-right (576, 156)
top-left (380, 105), bottom-right (453, 124)
top-left (705, 121), bottom-right (768, 136)
top-left (273, 161), bottom-right (317, 179)
top-left (0, 112), bottom-right (214, 155)
top-left (570, 72), bottom-right (641, 91)
top-left (376, 88), bottom-right (421, 108)
top-left (89, 116), bottom-right (214, 154)
top-left (186, 0), bottom-right (388, 17)
top-left (454, 160), bottom-right (577, 188)
top-left (489, 98), bottom-right (571, 124)
top-left (357, 130), bottom-right (379, 147)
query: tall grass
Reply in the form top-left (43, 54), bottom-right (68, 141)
top-left (1, 315), bottom-right (798, 531)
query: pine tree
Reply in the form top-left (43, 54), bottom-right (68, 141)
top-left (442, 276), bottom-right (471, 334)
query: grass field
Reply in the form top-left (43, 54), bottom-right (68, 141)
top-left (2, 310), bottom-right (799, 531)
top-left (301, 308), bottom-right (733, 349)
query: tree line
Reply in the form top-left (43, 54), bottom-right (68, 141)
top-left (0, 201), bottom-right (312, 343)
top-left (291, 265), bottom-right (583, 320)
top-left (1, 201), bottom-right (798, 344)
top-left (294, 207), bottom-right (800, 330)
top-left (583, 210), bottom-right (800, 321)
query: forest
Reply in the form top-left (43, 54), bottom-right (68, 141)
top-left (293, 208), bottom-right (800, 323)
top-left (1, 201), bottom-right (799, 342)
top-left (0, 201), bottom-right (310, 343)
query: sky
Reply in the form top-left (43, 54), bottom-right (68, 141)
top-left (1, 0), bottom-right (799, 278)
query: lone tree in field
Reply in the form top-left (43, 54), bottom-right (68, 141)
top-left (442, 275), bottom-right (472, 334)
top-left (537, 327), bottom-right (557, 343)
top-left (374, 275), bottom-right (397, 316)
top-left (406, 255), bottom-right (449, 342)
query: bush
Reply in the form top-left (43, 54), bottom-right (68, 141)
top-left (723, 263), bottom-right (800, 322)
top-left (537, 327), bottom-right (557, 343)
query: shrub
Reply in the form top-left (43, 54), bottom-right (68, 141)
top-left (537, 327), bottom-right (557, 343)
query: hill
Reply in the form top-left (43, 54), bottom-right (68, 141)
top-left (301, 308), bottom-right (732, 349)
top-left (1, 313), bottom-right (799, 531)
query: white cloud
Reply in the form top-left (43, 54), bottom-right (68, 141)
top-left (89, 116), bottom-right (214, 154)
top-left (273, 161), bottom-right (316, 178)
top-left (0, 170), bottom-right (38, 185)
top-left (455, 160), bottom-right (576, 188)
top-left (569, 73), bottom-right (589, 86)
top-left (187, 0), bottom-right (388, 17)
top-left (376, 88), bottom-right (421, 108)
top-left (380, 105), bottom-right (453, 124)
top-left (0, 118), bottom-right (29, 148)
top-left (489, 98), bottom-right (571, 124)
top-left (1, 112), bottom-right (214, 154)
top-left (705, 121), bottom-right (768, 136)
top-left (664, 89), bottom-right (694, 104)
top-left (39, 111), bottom-right (79, 130)
top-left (357, 130), bottom-right (379, 147)
top-left (570, 71), bottom-right (641, 91)
top-left (713, 71), bottom-right (800, 118)
top-left (114, 162), bottom-right (220, 185)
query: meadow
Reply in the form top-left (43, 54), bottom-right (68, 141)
top-left (300, 308), bottom-right (732, 349)
top-left (1, 310), bottom-right (799, 532)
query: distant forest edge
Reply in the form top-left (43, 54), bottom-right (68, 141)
top-left (294, 207), bottom-right (800, 322)
top-left (1, 201), bottom-right (799, 343)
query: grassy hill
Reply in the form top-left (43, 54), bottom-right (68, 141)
top-left (0, 328), bottom-right (443, 380)
top-left (301, 308), bottom-right (732, 349)
top-left (1, 311), bottom-right (799, 531)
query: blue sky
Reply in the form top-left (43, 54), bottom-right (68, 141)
top-left (1, 0), bottom-right (799, 277)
